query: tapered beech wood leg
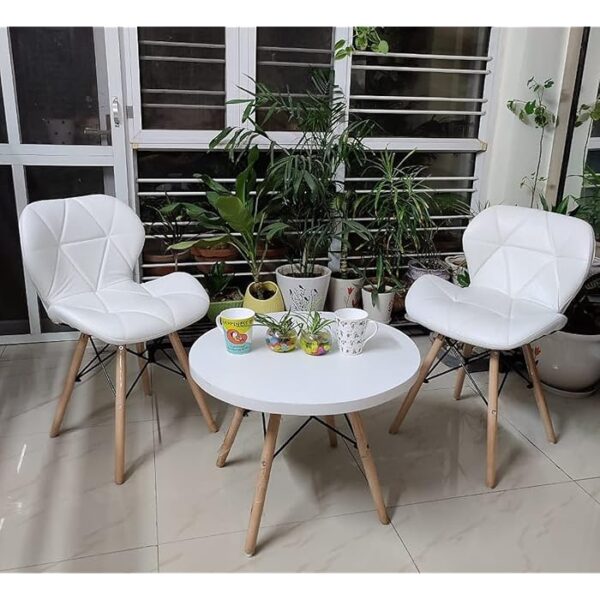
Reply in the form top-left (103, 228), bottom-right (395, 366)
top-left (348, 412), bottom-right (389, 524)
top-left (522, 344), bottom-right (557, 443)
top-left (136, 342), bottom-right (152, 397)
top-left (486, 351), bottom-right (500, 489)
top-left (50, 333), bottom-right (89, 437)
top-left (389, 334), bottom-right (446, 434)
top-left (454, 343), bottom-right (474, 400)
top-left (168, 332), bottom-right (218, 433)
top-left (216, 407), bottom-right (245, 467)
top-left (115, 345), bottom-right (127, 485)
top-left (324, 415), bottom-right (337, 448)
top-left (245, 413), bottom-right (281, 557)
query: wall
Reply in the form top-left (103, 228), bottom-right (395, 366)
top-left (478, 27), bottom-right (570, 208)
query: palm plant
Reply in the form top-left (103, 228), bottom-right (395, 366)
top-left (212, 70), bottom-right (373, 277)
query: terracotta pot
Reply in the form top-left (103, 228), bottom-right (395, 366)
top-left (276, 264), bottom-right (332, 311)
top-left (191, 245), bottom-right (239, 274)
top-left (143, 242), bottom-right (190, 277)
top-left (242, 281), bottom-right (284, 315)
top-left (327, 274), bottom-right (364, 311)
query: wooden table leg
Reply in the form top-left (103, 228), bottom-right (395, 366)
top-left (115, 345), bottom-right (127, 485)
top-left (50, 333), bottom-right (89, 437)
top-left (389, 334), bottom-right (445, 434)
top-left (348, 412), bottom-right (389, 524)
top-left (244, 413), bottom-right (281, 557)
top-left (324, 415), bottom-right (337, 448)
top-left (486, 351), bottom-right (500, 489)
top-left (454, 343), bottom-right (474, 400)
top-left (136, 342), bottom-right (152, 397)
top-left (216, 407), bottom-right (245, 467)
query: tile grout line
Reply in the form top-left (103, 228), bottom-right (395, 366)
top-left (150, 380), bottom-right (161, 573)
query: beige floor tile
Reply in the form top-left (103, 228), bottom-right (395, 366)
top-left (349, 386), bottom-right (567, 508)
top-left (392, 482), bottom-right (600, 572)
top-left (154, 410), bottom-right (378, 544)
top-left (159, 511), bottom-right (416, 572)
top-left (471, 371), bottom-right (600, 480)
top-left (0, 421), bottom-right (157, 570)
top-left (577, 477), bottom-right (600, 503)
top-left (5, 546), bottom-right (158, 573)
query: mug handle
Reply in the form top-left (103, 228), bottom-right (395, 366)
top-left (364, 320), bottom-right (378, 347)
top-left (216, 314), bottom-right (224, 333)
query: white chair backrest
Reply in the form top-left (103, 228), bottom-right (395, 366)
top-left (19, 194), bottom-right (145, 306)
top-left (463, 205), bottom-right (595, 312)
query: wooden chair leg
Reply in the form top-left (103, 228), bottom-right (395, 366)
top-left (168, 332), bottom-right (218, 433)
top-left (245, 413), bottom-right (281, 557)
top-left (136, 342), bottom-right (152, 397)
top-left (115, 345), bottom-right (127, 485)
top-left (389, 334), bottom-right (446, 434)
top-left (486, 351), bottom-right (500, 489)
top-left (522, 344), bottom-right (557, 443)
top-left (454, 343), bottom-right (474, 400)
top-left (216, 407), bottom-right (245, 467)
top-left (348, 412), bottom-right (389, 524)
top-left (50, 333), bottom-right (89, 437)
top-left (324, 415), bottom-right (337, 448)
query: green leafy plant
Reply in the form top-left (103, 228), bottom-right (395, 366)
top-left (294, 310), bottom-right (335, 336)
top-left (171, 148), bottom-right (287, 298)
top-left (201, 261), bottom-right (240, 301)
top-left (255, 310), bottom-right (298, 337)
top-left (334, 27), bottom-right (389, 60)
top-left (146, 193), bottom-right (188, 267)
top-left (507, 77), bottom-right (557, 207)
top-left (213, 71), bottom-right (373, 278)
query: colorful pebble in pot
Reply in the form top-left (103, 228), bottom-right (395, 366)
top-left (265, 329), bottom-right (297, 353)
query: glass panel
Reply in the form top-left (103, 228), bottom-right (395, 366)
top-left (350, 27), bottom-right (490, 138)
top-left (25, 166), bottom-right (106, 332)
top-left (138, 27), bottom-right (226, 130)
top-left (0, 166), bottom-right (29, 334)
top-left (256, 27), bottom-right (333, 131)
top-left (0, 74), bottom-right (8, 143)
top-left (10, 27), bottom-right (108, 145)
top-left (587, 150), bottom-right (600, 172)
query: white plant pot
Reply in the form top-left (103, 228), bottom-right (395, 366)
top-left (275, 264), bottom-right (332, 311)
top-left (534, 331), bottom-right (600, 395)
top-left (361, 286), bottom-right (394, 324)
top-left (327, 274), bottom-right (364, 311)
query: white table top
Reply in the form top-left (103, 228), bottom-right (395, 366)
top-left (189, 313), bottom-right (421, 416)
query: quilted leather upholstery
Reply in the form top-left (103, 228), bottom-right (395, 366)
top-left (406, 205), bottom-right (595, 350)
top-left (19, 194), bottom-right (209, 345)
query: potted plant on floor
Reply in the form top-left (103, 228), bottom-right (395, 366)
top-left (143, 194), bottom-right (190, 277)
top-left (214, 71), bottom-right (372, 311)
top-left (361, 254), bottom-right (402, 324)
top-left (203, 262), bottom-right (244, 322)
top-left (534, 273), bottom-right (600, 395)
top-left (171, 147), bottom-right (287, 314)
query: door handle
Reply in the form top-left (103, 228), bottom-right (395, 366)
top-left (112, 97), bottom-right (121, 128)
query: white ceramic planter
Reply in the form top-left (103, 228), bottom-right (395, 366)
top-left (275, 264), bottom-right (332, 311)
top-left (534, 331), bottom-right (600, 395)
top-left (327, 274), bottom-right (364, 311)
top-left (361, 286), bottom-right (394, 324)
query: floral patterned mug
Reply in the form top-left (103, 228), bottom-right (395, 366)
top-left (334, 308), bottom-right (378, 356)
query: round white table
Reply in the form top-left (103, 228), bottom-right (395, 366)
top-left (189, 314), bottom-right (420, 556)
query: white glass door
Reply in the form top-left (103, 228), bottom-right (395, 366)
top-left (0, 27), bottom-right (129, 342)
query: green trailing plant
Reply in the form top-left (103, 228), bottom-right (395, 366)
top-left (255, 310), bottom-right (298, 337)
top-left (211, 70), bottom-right (373, 278)
top-left (202, 261), bottom-right (240, 301)
top-left (507, 77), bottom-right (557, 207)
top-left (170, 148), bottom-right (287, 299)
top-left (334, 27), bottom-right (389, 60)
top-left (294, 310), bottom-right (335, 336)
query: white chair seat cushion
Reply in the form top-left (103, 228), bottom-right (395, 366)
top-left (405, 275), bottom-right (567, 351)
top-left (48, 272), bottom-right (209, 345)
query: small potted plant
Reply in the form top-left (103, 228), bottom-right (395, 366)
top-left (361, 254), bottom-right (400, 324)
top-left (295, 310), bottom-right (335, 356)
top-left (143, 194), bottom-right (190, 277)
top-left (203, 262), bottom-right (243, 322)
top-left (255, 310), bottom-right (298, 353)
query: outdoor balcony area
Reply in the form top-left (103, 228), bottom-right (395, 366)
top-left (1, 4), bottom-right (600, 596)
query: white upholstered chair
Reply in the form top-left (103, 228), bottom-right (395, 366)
top-left (19, 194), bottom-right (217, 484)
top-left (389, 205), bottom-right (595, 487)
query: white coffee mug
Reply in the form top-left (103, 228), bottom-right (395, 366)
top-left (334, 308), bottom-right (378, 356)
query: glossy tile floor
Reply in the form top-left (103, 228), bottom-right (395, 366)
top-left (1, 337), bottom-right (600, 572)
